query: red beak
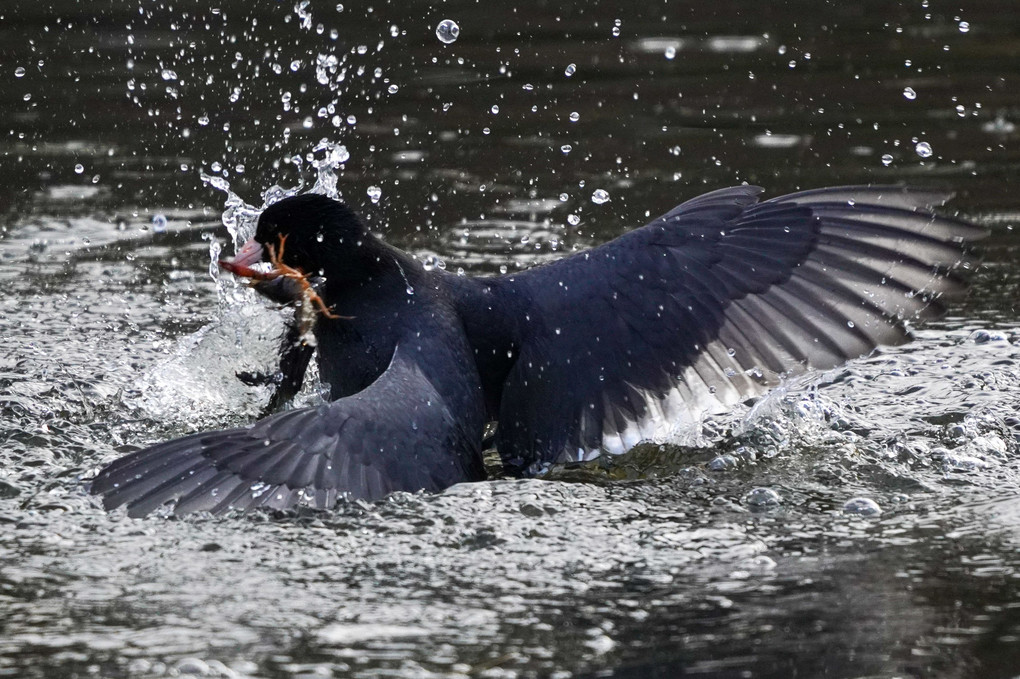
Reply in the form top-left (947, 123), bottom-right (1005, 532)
top-left (218, 238), bottom-right (266, 278)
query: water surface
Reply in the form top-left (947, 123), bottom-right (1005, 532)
top-left (2, 2), bottom-right (1020, 677)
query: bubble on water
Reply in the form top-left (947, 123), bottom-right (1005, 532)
top-left (708, 454), bottom-right (739, 471)
top-left (591, 189), bottom-right (610, 204)
top-left (74, 164), bottom-right (84, 174)
top-left (744, 487), bottom-right (782, 509)
top-left (842, 497), bottom-right (882, 516)
top-left (174, 658), bottom-right (210, 676)
top-left (915, 141), bottom-right (933, 158)
top-left (968, 328), bottom-right (1011, 345)
top-left (14, 66), bottom-right (25, 78)
top-left (903, 86), bottom-right (917, 100)
top-left (367, 186), bottom-right (382, 203)
top-left (881, 153), bottom-right (894, 166)
top-left (436, 19), bottom-right (460, 44)
top-left (564, 63), bottom-right (576, 77)
top-left (958, 20), bottom-right (970, 33)
top-left (152, 214), bottom-right (168, 233)
top-left (569, 111), bottom-right (580, 122)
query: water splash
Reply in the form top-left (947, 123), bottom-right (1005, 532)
top-left (200, 139), bottom-right (349, 251)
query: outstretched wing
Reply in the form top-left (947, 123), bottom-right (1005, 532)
top-left (90, 343), bottom-right (486, 517)
top-left (494, 185), bottom-right (985, 474)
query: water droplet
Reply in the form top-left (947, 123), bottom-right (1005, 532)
top-left (569, 111), bottom-right (580, 122)
top-left (14, 67), bottom-right (25, 78)
top-left (903, 86), bottom-right (916, 100)
top-left (558, 193), bottom-right (569, 201)
top-left (880, 153), bottom-right (894, 166)
top-left (436, 19), bottom-right (460, 44)
top-left (152, 214), bottom-right (167, 233)
top-left (958, 20), bottom-right (970, 33)
top-left (567, 214), bottom-right (580, 226)
top-left (161, 69), bottom-right (178, 81)
top-left (422, 255), bottom-right (445, 272)
top-left (564, 63), bottom-right (576, 77)
top-left (367, 185), bottom-right (382, 203)
top-left (387, 84), bottom-right (399, 94)
top-left (842, 497), bottom-right (882, 516)
top-left (74, 164), bottom-right (84, 174)
top-left (560, 144), bottom-right (572, 154)
top-left (335, 3), bottom-right (344, 11)
top-left (915, 141), bottom-right (933, 158)
top-left (490, 104), bottom-right (499, 114)
top-left (198, 115), bottom-right (210, 126)
top-left (591, 189), bottom-right (610, 204)
top-left (664, 46), bottom-right (676, 60)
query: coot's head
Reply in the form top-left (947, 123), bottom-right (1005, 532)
top-left (256, 194), bottom-right (371, 276)
top-left (221, 194), bottom-right (386, 304)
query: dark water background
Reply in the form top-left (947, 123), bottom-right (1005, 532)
top-left (2, 1), bottom-right (1020, 677)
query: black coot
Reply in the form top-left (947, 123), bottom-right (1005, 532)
top-left (90, 186), bottom-right (984, 516)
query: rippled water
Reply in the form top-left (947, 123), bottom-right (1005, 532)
top-left (3, 2), bottom-right (1020, 677)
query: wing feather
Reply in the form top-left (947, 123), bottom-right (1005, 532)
top-left (90, 343), bottom-right (485, 517)
top-left (492, 185), bottom-right (983, 472)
